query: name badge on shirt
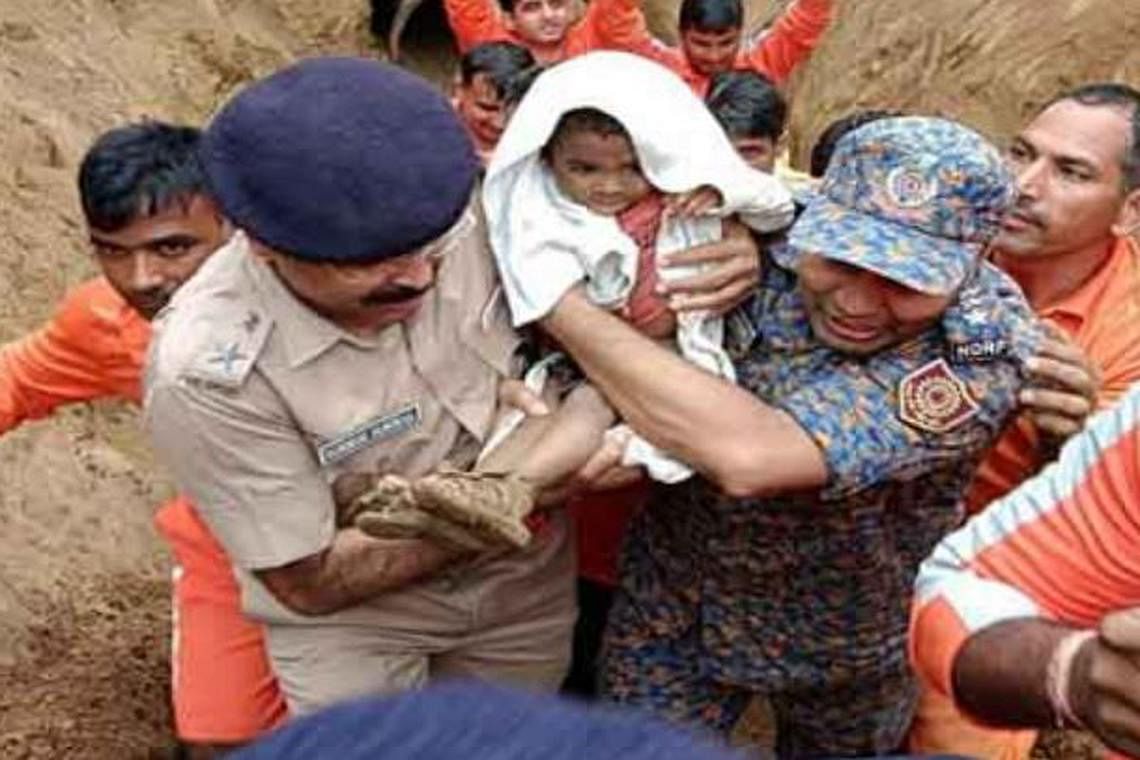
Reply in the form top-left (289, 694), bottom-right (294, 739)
top-left (316, 405), bottom-right (421, 467)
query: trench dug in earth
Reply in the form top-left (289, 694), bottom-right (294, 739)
top-left (0, 0), bottom-right (1135, 757)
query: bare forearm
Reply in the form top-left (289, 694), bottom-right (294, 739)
top-left (952, 618), bottom-right (1075, 727)
top-left (541, 291), bottom-right (825, 495)
top-left (258, 528), bottom-right (459, 616)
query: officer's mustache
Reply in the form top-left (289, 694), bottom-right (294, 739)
top-left (1007, 197), bottom-right (1046, 229)
top-left (361, 283), bottom-right (431, 305)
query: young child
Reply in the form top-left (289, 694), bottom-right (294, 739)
top-left (350, 52), bottom-right (793, 549)
top-left (453, 41), bottom-right (537, 166)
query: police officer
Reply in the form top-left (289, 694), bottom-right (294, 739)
top-left (143, 57), bottom-right (577, 715)
top-left (540, 117), bottom-right (1042, 756)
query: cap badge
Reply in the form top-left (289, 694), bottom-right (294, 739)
top-left (886, 166), bottom-right (939, 209)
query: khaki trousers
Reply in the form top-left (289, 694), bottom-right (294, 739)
top-left (266, 517), bottom-right (576, 715)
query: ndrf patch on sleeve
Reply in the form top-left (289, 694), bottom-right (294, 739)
top-left (897, 358), bottom-right (980, 434)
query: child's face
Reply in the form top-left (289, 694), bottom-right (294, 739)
top-left (547, 129), bottom-right (653, 216)
top-left (681, 27), bottom-right (742, 76)
top-left (505, 0), bottom-right (578, 48)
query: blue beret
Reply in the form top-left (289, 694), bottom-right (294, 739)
top-left (230, 682), bottom-right (746, 760)
top-left (200, 56), bottom-right (479, 262)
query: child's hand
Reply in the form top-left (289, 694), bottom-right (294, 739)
top-left (664, 185), bottom-right (723, 219)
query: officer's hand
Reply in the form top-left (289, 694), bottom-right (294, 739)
top-left (1020, 323), bottom-right (1101, 440)
top-left (497, 378), bottom-right (550, 417)
top-left (570, 427), bottom-right (645, 492)
top-left (657, 219), bottom-right (760, 316)
top-left (331, 471), bottom-right (377, 527)
top-left (1070, 608), bottom-right (1140, 758)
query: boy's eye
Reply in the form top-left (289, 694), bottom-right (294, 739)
top-left (154, 242), bottom-right (194, 258)
top-left (93, 244), bottom-right (129, 260)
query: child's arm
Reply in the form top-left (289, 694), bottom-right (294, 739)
top-left (444, 0), bottom-right (511, 53)
top-left (742, 0), bottom-right (835, 85)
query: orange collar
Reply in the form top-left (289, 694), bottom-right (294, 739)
top-left (1038, 236), bottom-right (1138, 332)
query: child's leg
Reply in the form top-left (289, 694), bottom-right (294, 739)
top-left (478, 382), bottom-right (617, 491)
top-left (354, 384), bottom-right (617, 549)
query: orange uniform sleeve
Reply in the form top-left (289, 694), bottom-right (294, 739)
top-left (912, 386), bottom-right (1140, 698)
top-left (444, 0), bottom-right (512, 53)
top-left (1080, 254), bottom-right (1140, 412)
top-left (742, 0), bottom-right (833, 85)
top-left (0, 279), bottom-right (141, 432)
top-left (581, 0), bottom-right (687, 73)
top-left (967, 238), bottom-right (1140, 515)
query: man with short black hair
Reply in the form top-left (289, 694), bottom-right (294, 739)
top-left (454, 41), bottom-right (536, 165)
top-left (909, 82), bottom-right (1140, 760)
top-left (705, 70), bottom-right (786, 173)
top-left (0, 121), bottom-right (287, 758)
top-left (609, 0), bottom-right (833, 96)
top-left (443, 0), bottom-right (639, 64)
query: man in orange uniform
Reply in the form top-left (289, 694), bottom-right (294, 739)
top-left (0, 122), bottom-right (287, 758)
top-left (605, 0), bottom-right (833, 96)
top-left (909, 373), bottom-right (1140, 760)
top-left (909, 83), bottom-right (1140, 760)
top-left (445, 0), bottom-right (831, 97)
top-left (453, 41), bottom-right (536, 166)
top-left (444, 0), bottom-right (634, 63)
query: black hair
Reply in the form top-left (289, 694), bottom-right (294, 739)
top-left (679, 0), bottom-right (743, 33)
top-left (501, 64), bottom-right (547, 110)
top-left (1045, 82), bottom-right (1140, 191)
top-left (706, 70), bottom-right (786, 142)
top-left (78, 121), bottom-right (206, 233)
top-left (543, 107), bottom-right (631, 159)
top-left (809, 109), bottom-right (903, 178)
top-left (459, 41), bottom-right (537, 96)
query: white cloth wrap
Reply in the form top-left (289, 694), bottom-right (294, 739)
top-left (482, 52), bottom-right (794, 482)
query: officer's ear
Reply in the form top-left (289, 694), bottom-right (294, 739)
top-left (1114, 184), bottom-right (1140, 239)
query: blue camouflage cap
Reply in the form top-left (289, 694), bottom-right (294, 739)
top-left (782, 116), bottom-right (1014, 295)
top-left (200, 57), bottom-right (479, 262)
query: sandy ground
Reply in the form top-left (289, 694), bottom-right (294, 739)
top-left (0, 0), bottom-right (1134, 756)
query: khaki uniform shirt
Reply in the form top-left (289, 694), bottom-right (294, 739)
top-left (144, 205), bottom-right (571, 626)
